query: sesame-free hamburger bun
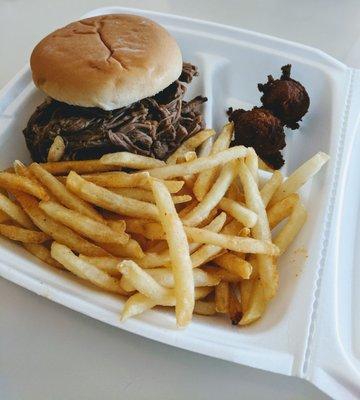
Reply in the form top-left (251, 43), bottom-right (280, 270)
top-left (30, 14), bottom-right (183, 110)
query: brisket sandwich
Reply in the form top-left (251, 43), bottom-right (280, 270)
top-left (24, 14), bottom-right (207, 162)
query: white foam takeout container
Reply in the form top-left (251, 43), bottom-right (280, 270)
top-left (0, 7), bottom-right (359, 399)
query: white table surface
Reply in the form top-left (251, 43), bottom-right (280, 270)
top-left (1, 1), bottom-right (358, 399)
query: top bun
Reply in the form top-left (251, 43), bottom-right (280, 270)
top-left (30, 14), bottom-right (183, 110)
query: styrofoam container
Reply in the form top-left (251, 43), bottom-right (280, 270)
top-left (0, 7), bottom-right (359, 399)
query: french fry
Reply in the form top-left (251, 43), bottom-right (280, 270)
top-left (101, 152), bottom-right (165, 169)
top-left (136, 251), bottom-right (170, 268)
top-left (40, 159), bottom-right (115, 175)
top-left (131, 213), bottom-right (227, 268)
top-left (30, 162), bottom-right (104, 223)
top-left (106, 219), bottom-right (126, 234)
top-left (239, 279), bottom-right (254, 313)
top-left (190, 218), bottom-right (250, 269)
top-left (191, 246), bottom-right (227, 269)
top-left (213, 253), bottom-right (252, 279)
top-left (259, 157), bottom-right (275, 172)
top-left (178, 200), bottom-right (198, 217)
top-left (0, 124), bottom-right (328, 328)
top-left (258, 158), bottom-right (274, 172)
top-left (39, 201), bottom-right (129, 244)
top-left (189, 213), bottom-right (227, 268)
top-left (133, 210), bottom-right (225, 242)
top-left (118, 260), bottom-right (172, 300)
top-left (100, 240), bottom-right (144, 259)
top-left (146, 268), bottom-right (220, 288)
top-left (111, 187), bottom-right (191, 205)
top-left (0, 209), bottom-right (9, 223)
top-left (0, 192), bottom-right (34, 228)
top-left (270, 152), bottom-right (330, 205)
top-left (245, 148), bottom-right (259, 185)
top-left (193, 123), bottom-right (234, 201)
top-left (267, 193), bottom-right (299, 229)
top-left (222, 219), bottom-right (249, 236)
top-left (197, 208), bottom-right (219, 228)
top-left (228, 284), bottom-right (243, 325)
top-left (240, 279), bottom-right (266, 325)
top-left (148, 146), bottom-right (248, 179)
top-left (194, 301), bottom-right (216, 316)
top-left (239, 159), bottom-right (277, 300)
top-left (14, 192), bottom-right (108, 257)
top-left (0, 224), bottom-right (49, 243)
top-left (14, 160), bottom-right (41, 182)
top-left (81, 252), bottom-right (170, 273)
top-left (145, 240), bottom-right (168, 253)
top-left (151, 179), bottom-right (194, 327)
top-left (121, 287), bottom-right (213, 320)
top-left (81, 171), bottom-right (150, 188)
top-left (51, 242), bottom-right (127, 295)
top-left (215, 281), bottom-right (230, 313)
top-left (183, 160), bottom-right (237, 226)
top-left (202, 265), bottom-right (241, 283)
top-left (260, 170), bottom-right (283, 207)
top-left (120, 266), bottom-right (220, 293)
top-left (183, 151), bottom-right (197, 162)
top-left (66, 171), bottom-right (159, 220)
top-left (80, 172), bottom-right (184, 193)
top-left (23, 243), bottom-right (63, 269)
top-left (218, 197), bottom-right (257, 228)
top-left (166, 129), bottom-right (215, 164)
top-left (273, 202), bottom-right (307, 254)
top-left (0, 172), bottom-right (49, 200)
top-left (123, 218), bottom-right (149, 235)
top-left (226, 181), bottom-right (242, 201)
top-left (79, 255), bottom-right (119, 275)
top-left (185, 226), bottom-right (279, 255)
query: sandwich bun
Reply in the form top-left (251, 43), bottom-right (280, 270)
top-left (30, 14), bottom-right (183, 110)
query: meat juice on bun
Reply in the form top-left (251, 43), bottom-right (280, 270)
top-left (24, 14), bottom-right (207, 162)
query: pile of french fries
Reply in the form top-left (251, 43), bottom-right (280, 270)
top-left (0, 123), bottom-right (329, 327)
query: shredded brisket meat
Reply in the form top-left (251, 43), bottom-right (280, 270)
top-left (23, 63), bottom-right (207, 162)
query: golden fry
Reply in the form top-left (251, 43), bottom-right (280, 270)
top-left (273, 202), bottom-right (307, 254)
top-left (30, 162), bottom-right (104, 223)
top-left (185, 226), bottom-right (279, 255)
top-left (166, 129), bottom-right (215, 164)
top-left (240, 279), bottom-right (266, 325)
top-left (101, 152), bottom-right (165, 169)
top-left (151, 179), bottom-right (194, 327)
top-left (0, 172), bottom-right (49, 200)
top-left (51, 242), bottom-right (127, 295)
top-left (0, 224), bottom-right (49, 243)
top-left (118, 260), bottom-right (172, 300)
top-left (260, 170), bottom-right (283, 207)
top-left (270, 152), bottom-right (329, 205)
top-left (39, 201), bottom-right (129, 244)
top-left (218, 197), bottom-right (257, 228)
top-left (267, 193), bottom-right (299, 229)
top-left (40, 159), bottom-right (115, 175)
top-left (239, 160), bottom-right (277, 300)
top-left (215, 281), bottom-right (230, 313)
top-left (0, 192), bottom-right (34, 228)
top-left (228, 284), bottom-right (243, 325)
top-left (14, 192), bottom-right (108, 256)
top-left (183, 160), bottom-right (237, 226)
top-left (23, 243), bottom-right (63, 269)
top-left (148, 146), bottom-right (248, 179)
top-left (66, 171), bottom-right (159, 220)
top-left (193, 123), bottom-right (234, 200)
top-left (194, 301), bottom-right (216, 316)
top-left (213, 253), bottom-right (252, 279)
